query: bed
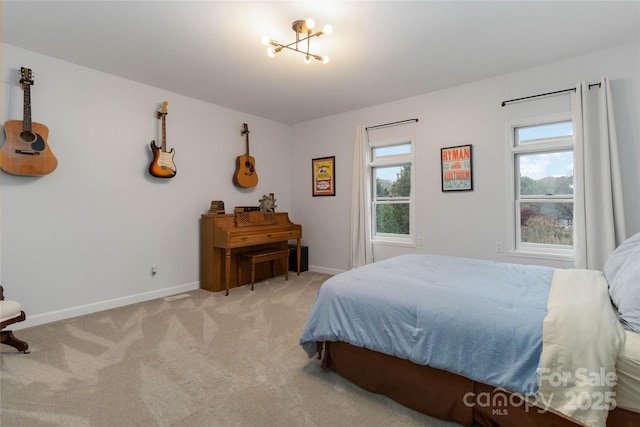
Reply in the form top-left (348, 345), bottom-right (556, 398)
top-left (300, 233), bottom-right (640, 427)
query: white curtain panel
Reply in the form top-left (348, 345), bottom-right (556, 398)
top-left (572, 77), bottom-right (626, 270)
top-left (349, 125), bottom-right (374, 269)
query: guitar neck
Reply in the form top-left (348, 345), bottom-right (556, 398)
top-left (161, 115), bottom-right (167, 152)
top-left (242, 123), bottom-right (251, 157)
top-left (23, 85), bottom-right (33, 132)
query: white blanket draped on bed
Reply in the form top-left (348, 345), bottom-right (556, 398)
top-left (539, 268), bottom-right (625, 427)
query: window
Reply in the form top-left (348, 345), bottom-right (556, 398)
top-left (508, 116), bottom-right (574, 259)
top-left (370, 138), bottom-right (415, 246)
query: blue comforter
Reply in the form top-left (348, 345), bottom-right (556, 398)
top-left (300, 254), bottom-right (556, 395)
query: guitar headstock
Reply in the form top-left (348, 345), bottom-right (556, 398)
top-left (20, 67), bottom-right (34, 89)
top-left (241, 123), bottom-right (250, 136)
top-left (157, 101), bottom-right (168, 118)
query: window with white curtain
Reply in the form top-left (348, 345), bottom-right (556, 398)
top-left (369, 137), bottom-right (415, 246)
top-left (507, 114), bottom-right (575, 259)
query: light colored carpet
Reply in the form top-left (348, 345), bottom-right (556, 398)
top-left (1, 272), bottom-right (461, 427)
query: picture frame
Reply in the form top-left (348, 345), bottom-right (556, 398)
top-left (441, 144), bottom-right (473, 191)
top-left (312, 156), bottom-right (336, 196)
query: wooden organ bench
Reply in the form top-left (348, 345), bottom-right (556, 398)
top-left (238, 247), bottom-right (290, 291)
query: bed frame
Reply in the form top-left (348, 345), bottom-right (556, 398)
top-left (320, 341), bottom-right (640, 427)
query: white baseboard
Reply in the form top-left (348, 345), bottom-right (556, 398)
top-left (14, 269), bottom-right (343, 330)
top-left (308, 265), bottom-right (344, 276)
top-left (14, 282), bottom-right (201, 330)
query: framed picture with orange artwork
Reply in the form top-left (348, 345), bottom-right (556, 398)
top-left (312, 156), bottom-right (335, 196)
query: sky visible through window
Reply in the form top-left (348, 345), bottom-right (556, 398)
top-left (374, 144), bottom-right (410, 181)
top-left (376, 166), bottom-right (404, 182)
top-left (520, 151), bottom-right (573, 179)
top-left (518, 121), bottom-right (573, 179)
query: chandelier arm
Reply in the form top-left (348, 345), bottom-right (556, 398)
top-left (273, 39), bottom-right (305, 50)
top-left (277, 31), bottom-right (324, 49)
top-left (271, 34), bottom-right (324, 52)
top-left (277, 44), bottom-right (323, 60)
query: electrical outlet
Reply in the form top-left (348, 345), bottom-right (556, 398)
top-left (495, 242), bottom-right (503, 253)
top-left (417, 236), bottom-right (424, 246)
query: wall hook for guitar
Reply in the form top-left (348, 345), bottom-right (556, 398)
top-left (148, 101), bottom-right (176, 178)
top-left (233, 123), bottom-right (258, 188)
top-left (0, 67), bottom-right (58, 176)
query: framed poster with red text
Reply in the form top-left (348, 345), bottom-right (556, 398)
top-left (441, 144), bottom-right (473, 191)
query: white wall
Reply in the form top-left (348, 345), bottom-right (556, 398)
top-left (290, 43), bottom-right (640, 274)
top-left (3, 43), bottom-right (639, 328)
top-left (1, 45), bottom-right (293, 327)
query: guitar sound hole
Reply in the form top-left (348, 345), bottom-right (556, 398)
top-left (20, 131), bottom-right (37, 144)
top-left (245, 162), bottom-right (254, 172)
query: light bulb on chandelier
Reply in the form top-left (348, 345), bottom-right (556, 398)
top-left (262, 18), bottom-right (332, 64)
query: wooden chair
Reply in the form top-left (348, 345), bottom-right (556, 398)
top-left (0, 285), bottom-right (29, 353)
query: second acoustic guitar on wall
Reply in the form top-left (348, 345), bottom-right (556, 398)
top-left (233, 122), bottom-right (258, 188)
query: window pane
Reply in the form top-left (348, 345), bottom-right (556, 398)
top-left (517, 121), bottom-right (572, 144)
top-left (520, 201), bottom-right (573, 245)
top-left (517, 152), bottom-right (573, 195)
top-left (369, 138), bottom-right (414, 244)
top-left (376, 203), bottom-right (410, 235)
top-left (374, 166), bottom-right (411, 197)
top-left (373, 144), bottom-right (410, 158)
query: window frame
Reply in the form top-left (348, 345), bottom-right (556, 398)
top-left (369, 136), bottom-right (416, 247)
top-left (506, 113), bottom-right (575, 261)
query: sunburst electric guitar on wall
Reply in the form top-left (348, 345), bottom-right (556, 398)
top-left (233, 123), bottom-right (258, 188)
top-left (0, 67), bottom-right (58, 176)
top-left (148, 101), bottom-right (176, 178)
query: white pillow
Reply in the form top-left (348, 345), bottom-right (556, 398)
top-left (604, 232), bottom-right (640, 333)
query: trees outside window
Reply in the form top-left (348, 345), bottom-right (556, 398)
top-left (508, 117), bottom-right (575, 257)
top-left (370, 139), bottom-right (415, 246)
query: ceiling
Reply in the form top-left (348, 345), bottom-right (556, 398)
top-left (3, 1), bottom-right (639, 125)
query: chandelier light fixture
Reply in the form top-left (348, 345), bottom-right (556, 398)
top-left (261, 18), bottom-right (332, 64)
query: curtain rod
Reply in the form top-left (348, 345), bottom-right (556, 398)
top-left (501, 83), bottom-right (601, 107)
top-left (365, 118), bottom-right (418, 131)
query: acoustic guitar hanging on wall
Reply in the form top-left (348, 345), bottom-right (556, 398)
top-left (0, 67), bottom-right (58, 176)
top-left (148, 101), bottom-right (176, 178)
top-left (233, 123), bottom-right (258, 188)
